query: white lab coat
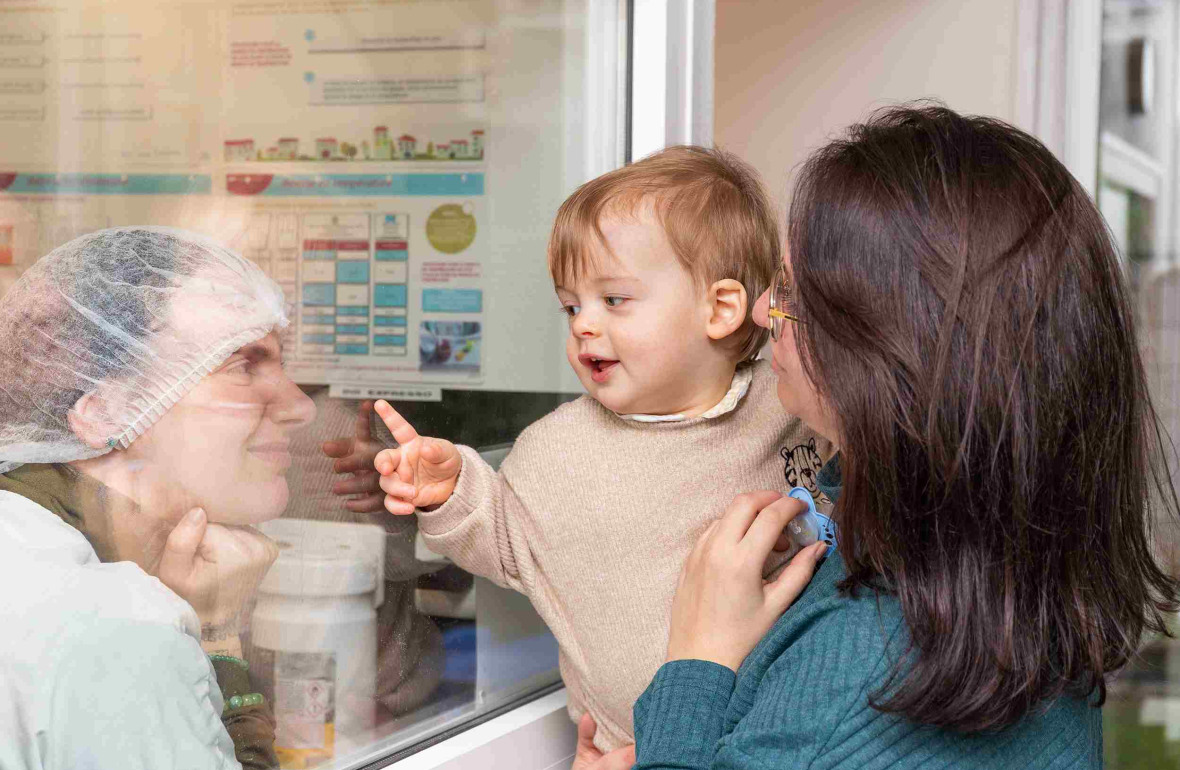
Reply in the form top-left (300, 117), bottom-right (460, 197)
top-left (0, 491), bottom-right (241, 770)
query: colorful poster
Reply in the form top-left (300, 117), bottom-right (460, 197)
top-left (221, 1), bottom-right (488, 168)
top-left (0, 0), bottom-right (586, 393)
top-left (223, 172), bottom-right (485, 384)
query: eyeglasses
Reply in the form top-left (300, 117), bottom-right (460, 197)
top-left (767, 265), bottom-right (801, 341)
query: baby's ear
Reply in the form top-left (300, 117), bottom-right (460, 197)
top-left (67, 391), bottom-right (122, 450)
top-left (705, 279), bottom-right (747, 342)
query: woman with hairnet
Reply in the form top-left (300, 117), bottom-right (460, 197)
top-left (0, 227), bottom-right (316, 769)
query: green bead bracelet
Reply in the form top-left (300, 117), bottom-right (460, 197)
top-left (224, 692), bottom-right (265, 713)
top-left (207, 654), bottom-right (249, 671)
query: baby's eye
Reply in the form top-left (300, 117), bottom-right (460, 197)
top-left (604, 296), bottom-right (626, 308)
top-left (560, 304), bottom-right (580, 318)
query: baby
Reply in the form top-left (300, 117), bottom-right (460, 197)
top-left (373, 147), bottom-right (832, 751)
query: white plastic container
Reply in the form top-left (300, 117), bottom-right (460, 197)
top-left (249, 520), bottom-right (385, 769)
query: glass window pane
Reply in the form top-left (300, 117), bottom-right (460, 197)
top-left (1099, 2), bottom-right (1180, 768)
top-left (1100, 1), bottom-right (1166, 157)
top-left (0, 0), bottom-right (624, 766)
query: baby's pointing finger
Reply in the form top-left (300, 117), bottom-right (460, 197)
top-left (373, 400), bottom-right (420, 446)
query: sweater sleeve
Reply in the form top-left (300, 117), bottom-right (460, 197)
top-left (633, 652), bottom-right (845, 770)
top-left (415, 444), bottom-right (535, 593)
top-left (634, 585), bottom-right (908, 770)
top-left (634, 660), bottom-right (737, 769)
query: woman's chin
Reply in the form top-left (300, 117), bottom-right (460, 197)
top-left (206, 479), bottom-right (289, 525)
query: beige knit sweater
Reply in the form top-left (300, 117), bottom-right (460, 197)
top-left (417, 359), bottom-right (833, 751)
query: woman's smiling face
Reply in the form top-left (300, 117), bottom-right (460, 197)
top-left (124, 330), bottom-right (316, 524)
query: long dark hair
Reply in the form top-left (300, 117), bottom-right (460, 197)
top-left (788, 103), bottom-right (1180, 732)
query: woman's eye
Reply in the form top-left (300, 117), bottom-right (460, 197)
top-left (604, 296), bottom-right (626, 308)
top-left (223, 361), bottom-right (252, 378)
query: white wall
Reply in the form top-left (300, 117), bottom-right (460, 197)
top-left (715, 0), bottom-right (1022, 207)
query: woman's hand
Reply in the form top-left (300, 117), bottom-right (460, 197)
top-left (571, 714), bottom-right (636, 770)
top-left (155, 507), bottom-right (279, 641)
top-left (667, 490), bottom-right (828, 672)
top-left (322, 400), bottom-right (386, 514)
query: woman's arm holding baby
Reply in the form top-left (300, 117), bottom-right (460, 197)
top-left (633, 492), bottom-right (826, 770)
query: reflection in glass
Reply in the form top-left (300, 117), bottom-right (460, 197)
top-left (1099, 3), bottom-right (1180, 768)
top-left (0, 0), bottom-right (620, 766)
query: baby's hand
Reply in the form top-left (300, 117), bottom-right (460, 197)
top-left (373, 400), bottom-right (462, 515)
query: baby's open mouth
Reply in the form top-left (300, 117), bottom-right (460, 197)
top-left (579, 354), bottom-right (619, 382)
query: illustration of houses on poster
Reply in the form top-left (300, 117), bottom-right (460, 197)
top-left (225, 127), bottom-right (485, 162)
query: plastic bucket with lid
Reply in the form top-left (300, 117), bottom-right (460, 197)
top-left (248, 519), bottom-right (385, 769)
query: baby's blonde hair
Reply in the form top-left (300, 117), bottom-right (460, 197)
top-left (547, 146), bottom-right (779, 362)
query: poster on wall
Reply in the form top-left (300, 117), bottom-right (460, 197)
top-left (0, 0), bottom-right (590, 393)
top-left (0, 0), bottom-right (511, 388)
top-left (223, 172), bottom-right (486, 385)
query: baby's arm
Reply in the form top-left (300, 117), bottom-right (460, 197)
top-left (374, 400), bottom-right (534, 592)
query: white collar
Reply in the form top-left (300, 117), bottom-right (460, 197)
top-left (617, 364), bottom-right (754, 423)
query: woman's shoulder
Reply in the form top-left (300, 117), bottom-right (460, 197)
top-left (0, 496), bottom-right (227, 768)
top-left (0, 613), bottom-right (235, 770)
top-left (0, 490), bottom-right (200, 640)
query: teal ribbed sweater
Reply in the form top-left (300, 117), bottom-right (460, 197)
top-left (632, 461), bottom-right (1102, 768)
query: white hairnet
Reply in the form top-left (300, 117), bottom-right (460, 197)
top-left (0, 227), bottom-right (288, 472)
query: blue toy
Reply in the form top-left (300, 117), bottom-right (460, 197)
top-left (785, 486), bottom-right (837, 557)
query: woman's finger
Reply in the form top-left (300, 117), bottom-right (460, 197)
top-left (764, 541), bottom-right (827, 614)
top-left (157, 507), bottom-right (207, 578)
top-left (594, 745), bottom-right (637, 770)
top-left (322, 438), bottom-right (353, 458)
top-left (332, 452), bottom-right (369, 474)
top-left (354, 400), bottom-right (374, 442)
top-left (344, 493), bottom-right (386, 513)
top-left (716, 489), bottom-right (784, 543)
top-left (575, 713), bottom-right (601, 760)
top-left (741, 495), bottom-right (807, 557)
top-left (333, 473), bottom-right (381, 496)
top-left (196, 520), bottom-right (237, 560)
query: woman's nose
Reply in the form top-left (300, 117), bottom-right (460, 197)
top-left (752, 288), bottom-right (771, 329)
top-left (271, 375), bottom-right (316, 427)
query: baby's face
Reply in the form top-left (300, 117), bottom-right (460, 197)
top-left (554, 210), bottom-right (725, 416)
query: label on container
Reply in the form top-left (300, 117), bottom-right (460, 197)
top-left (253, 648), bottom-right (337, 754)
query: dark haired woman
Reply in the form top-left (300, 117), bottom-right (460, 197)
top-left (583, 105), bottom-right (1180, 769)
